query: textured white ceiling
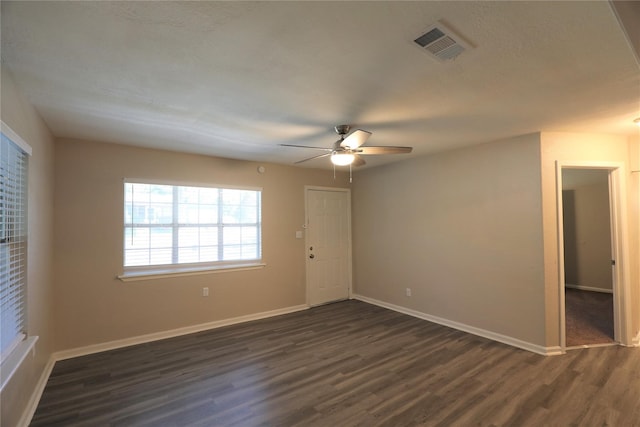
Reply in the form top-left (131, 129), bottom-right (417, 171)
top-left (1, 1), bottom-right (639, 169)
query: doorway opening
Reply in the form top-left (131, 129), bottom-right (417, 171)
top-left (561, 169), bottom-right (614, 347)
top-left (556, 162), bottom-right (632, 351)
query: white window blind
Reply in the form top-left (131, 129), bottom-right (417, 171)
top-left (0, 132), bottom-right (29, 362)
top-left (124, 182), bottom-right (261, 269)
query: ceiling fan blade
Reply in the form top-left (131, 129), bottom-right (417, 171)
top-left (341, 129), bottom-right (371, 149)
top-left (352, 154), bottom-right (366, 167)
top-left (357, 146), bottom-right (413, 155)
top-left (294, 153), bottom-right (331, 164)
top-left (280, 144), bottom-right (332, 152)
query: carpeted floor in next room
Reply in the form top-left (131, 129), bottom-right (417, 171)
top-left (565, 287), bottom-right (614, 347)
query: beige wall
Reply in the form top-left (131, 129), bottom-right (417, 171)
top-left (1, 67), bottom-right (56, 426)
top-left (352, 134), bottom-right (546, 346)
top-left (562, 171), bottom-right (613, 291)
top-left (540, 132), bottom-right (640, 347)
top-left (53, 139), bottom-right (349, 351)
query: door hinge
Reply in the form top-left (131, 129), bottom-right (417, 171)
top-left (612, 260), bottom-right (616, 266)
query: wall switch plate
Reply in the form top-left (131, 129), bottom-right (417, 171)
top-left (295, 230), bottom-right (303, 239)
top-left (202, 287), bottom-right (209, 297)
top-left (406, 288), bottom-right (412, 297)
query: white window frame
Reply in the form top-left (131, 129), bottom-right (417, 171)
top-left (0, 121), bottom-right (38, 392)
top-left (118, 180), bottom-right (265, 282)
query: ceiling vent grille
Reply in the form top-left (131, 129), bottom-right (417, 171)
top-left (413, 22), bottom-right (471, 62)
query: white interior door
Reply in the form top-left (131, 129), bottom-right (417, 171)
top-left (306, 188), bottom-right (351, 306)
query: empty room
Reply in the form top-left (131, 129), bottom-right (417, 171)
top-left (1, 1), bottom-right (639, 426)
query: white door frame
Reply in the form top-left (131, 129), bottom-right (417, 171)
top-left (304, 186), bottom-right (353, 307)
top-left (555, 161), bottom-right (632, 349)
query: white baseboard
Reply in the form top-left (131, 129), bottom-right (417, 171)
top-left (54, 304), bottom-right (308, 361)
top-left (18, 355), bottom-right (55, 427)
top-left (565, 284), bottom-right (613, 294)
top-left (353, 294), bottom-right (562, 356)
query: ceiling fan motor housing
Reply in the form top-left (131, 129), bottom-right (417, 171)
top-left (334, 125), bottom-right (350, 136)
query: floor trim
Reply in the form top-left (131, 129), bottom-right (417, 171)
top-left (565, 284), bottom-right (613, 294)
top-left (54, 304), bottom-right (309, 361)
top-left (565, 342), bottom-right (618, 351)
top-left (18, 355), bottom-right (55, 427)
top-left (353, 294), bottom-right (562, 356)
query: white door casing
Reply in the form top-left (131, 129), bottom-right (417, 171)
top-left (305, 187), bottom-right (352, 306)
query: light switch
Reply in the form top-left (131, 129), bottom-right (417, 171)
top-left (295, 230), bottom-right (303, 239)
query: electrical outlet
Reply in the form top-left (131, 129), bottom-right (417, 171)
top-left (406, 288), bottom-right (412, 297)
top-left (202, 287), bottom-right (209, 297)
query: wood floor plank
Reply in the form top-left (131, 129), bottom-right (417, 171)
top-left (30, 300), bottom-right (640, 426)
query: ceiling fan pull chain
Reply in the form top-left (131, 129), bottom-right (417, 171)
top-left (333, 163), bottom-right (336, 180)
top-left (350, 163), bottom-right (353, 183)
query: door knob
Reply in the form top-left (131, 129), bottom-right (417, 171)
top-left (309, 254), bottom-right (315, 259)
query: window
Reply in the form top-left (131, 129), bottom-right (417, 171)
top-left (123, 182), bottom-right (262, 273)
top-left (0, 128), bottom-right (30, 365)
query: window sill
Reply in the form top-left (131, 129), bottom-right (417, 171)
top-left (117, 263), bottom-right (266, 282)
top-left (0, 336), bottom-right (38, 392)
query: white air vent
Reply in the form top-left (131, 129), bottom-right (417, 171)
top-left (413, 22), bottom-right (471, 62)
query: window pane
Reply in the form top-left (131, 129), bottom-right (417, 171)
top-left (178, 186), bottom-right (199, 204)
top-left (200, 246), bottom-right (218, 262)
top-left (198, 205), bottom-right (217, 224)
top-left (125, 227), bottom-right (149, 249)
top-left (222, 189), bottom-right (241, 206)
top-left (239, 205), bottom-right (257, 223)
top-left (241, 226), bottom-right (257, 244)
top-left (150, 248), bottom-right (172, 265)
top-left (199, 188), bottom-right (218, 205)
top-left (240, 190), bottom-right (257, 206)
top-left (124, 205), bottom-right (133, 224)
top-left (131, 183), bottom-right (151, 202)
top-left (223, 227), bottom-right (241, 245)
top-left (222, 205), bottom-right (240, 224)
top-left (178, 204), bottom-right (199, 224)
top-left (179, 227), bottom-right (198, 247)
top-left (124, 184), bottom-right (133, 202)
top-left (223, 245), bottom-right (241, 260)
top-left (241, 244), bottom-right (258, 260)
top-left (200, 227), bottom-right (218, 246)
top-left (125, 249), bottom-right (149, 266)
top-left (148, 185), bottom-right (173, 203)
top-left (148, 203), bottom-right (172, 224)
top-left (132, 204), bottom-right (147, 223)
top-left (150, 227), bottom-right (172, 248)
top-left (178, 246), bottom-right (199, 264)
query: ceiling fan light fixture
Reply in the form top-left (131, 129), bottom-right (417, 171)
top-left (331, 152), bottom-right (355, 166)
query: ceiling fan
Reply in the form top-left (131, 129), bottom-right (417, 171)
top-left (280, 125), bottom-right (412, 167)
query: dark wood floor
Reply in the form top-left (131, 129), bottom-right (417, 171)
top-left (31, 300), bottom-right (640, 426)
